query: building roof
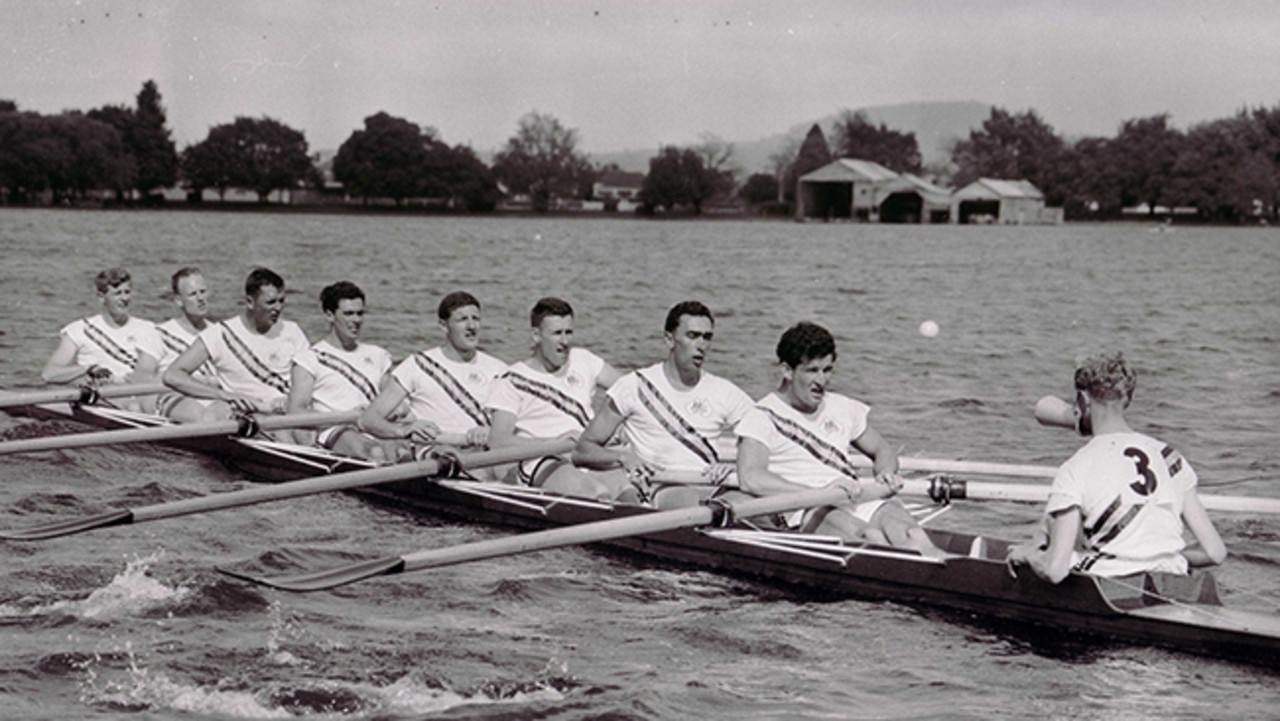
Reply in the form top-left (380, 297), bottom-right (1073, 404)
top-left (875, 173), bottom-right (953, 206)
top-left (799, 158), bottom-right (900, 184)
top-left (953, 178), bottom-right (1044, 201)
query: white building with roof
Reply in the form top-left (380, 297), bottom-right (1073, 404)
top-left (795, 159), bottom-right (900, 221)
top-left (951, 178), bottom-right (1062, 225)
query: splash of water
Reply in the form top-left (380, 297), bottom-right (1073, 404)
top-left (0, 549), bottom-right (191, 620)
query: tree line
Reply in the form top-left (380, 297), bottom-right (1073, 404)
top-left (4, 80), bottom-right (1280, 222)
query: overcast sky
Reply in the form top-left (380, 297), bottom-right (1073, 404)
top-left (5, 0), bottom-right (1280, 154)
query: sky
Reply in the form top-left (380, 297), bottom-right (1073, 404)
top-left (5, 0), bottom-right (1280, 155)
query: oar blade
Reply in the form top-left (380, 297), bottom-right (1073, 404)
top-left (0, 509), bottom-right (133, 541)
top-left (216, 555), bottom-right (406, 592)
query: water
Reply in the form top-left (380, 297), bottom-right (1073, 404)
top-left (1, 208), bottom-right (1278, 719)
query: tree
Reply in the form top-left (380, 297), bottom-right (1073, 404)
top-left (423, 143), bottom-right (500, 212)
top-left (640, 146), bottom-right (723, 215)
top-left (334, 112), bottom-right (435, 206)
top-left (1110, 114), bottom-right (1184, 214)
top-left (182, 117), bottom-right (313, 202)
top-left (783, 124), bottom-right (832, 202)
top-left (491, 111), bottom-right (592, 212)
top-left (951, 108), bottom-right (1065, 199)
top-left (739, 172), bottom-right (780, 206)
top-left (830, 110), bottom-right (922, 173)
top-left (87, 80), bottom-right (177, 198)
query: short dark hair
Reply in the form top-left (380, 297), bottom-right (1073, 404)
top-left (438, 291), bottom-right (481, 321)
top-left (170, 266), bottom-right (202, 294)
top-left (245, 267), bottom-right (285, 297)
top-left (95, 267), bottom-right (131, 293)
top-left (531, 297), bottom-right (574, 327)
top-left (1074, 352), bottom-right (1136, 406)
top-left (320, 281), bottom-right (365, 314)
top-left (664, 300), bottom-right (713, 333)
top-left (776, 321), bottom-right (837, 368)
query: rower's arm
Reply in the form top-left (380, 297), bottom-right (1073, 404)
top-left (163, 339), bottom-right (223, 400)
top-left (358, 380), bottom-right (414, 440)
top-left (852, 424), bottom-right (900, 481)
top-left (1181, 490), bottom-right (1227, 567)
top-left (736, 437), bottom-right (811, 496)
top-left (286, 364), bottom-right (316, 444)
top-left (125, 350), bottom-right (160, 385)
top-left (1013, 508), bottom-right (1079, 584)
top-left (41, 335), bottom-right (97, 384)
top-left (596, 361), bottom-right (624, 390)
top-left (486, 409), bottom-right (553, 453)
top-left (573, 399), bottom-right (628, 470)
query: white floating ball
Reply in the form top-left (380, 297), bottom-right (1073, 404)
top-left (919, 320), bottom-right (939, 338)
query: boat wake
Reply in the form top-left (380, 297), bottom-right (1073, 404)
top-left (0, 550), bottom-right (191, 622)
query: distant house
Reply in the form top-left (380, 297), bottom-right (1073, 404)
top-left (874, 174), bottom-right (954, 223)
top-left (952, 178), bottom-right (1062, 225)
top-left (795, 159), bottom-right (899, 221)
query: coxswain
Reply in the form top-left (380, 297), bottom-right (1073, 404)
top-left (41, 266), bottom-right (163, 412)
top-left (285, 281), bottom-right (399, 461)
top-left (1006, 353), bottom-right (1226, 582)
top-left (573, 300), bottom-right (752, 508)
top-left (734, 322), bottom-right (943, 555)
top-left (485, 297), bottom-right (624, 498)
top-left (162, 267), bottom-right (309, 421)
top-left (358, 291), bottom-right (506, 459)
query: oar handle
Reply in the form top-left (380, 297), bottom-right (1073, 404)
top-left (0, 382), bottom-right (169, 409)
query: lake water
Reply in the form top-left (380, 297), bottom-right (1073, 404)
top-left (1, 208), bottom-right (1278, 719)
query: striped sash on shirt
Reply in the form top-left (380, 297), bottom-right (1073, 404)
top-left (636, 372), bottom-right (719, 465)
top-left (504, 370), bottom-right (591, 428)
top-left (82, 317), bottom-right (139, 369)
top-left (1080, 442), bottom-right (1187, 564)
top-left (762, 407), bottom-right (861, 478)
top-left (159, 325), bottom-right (217, 377)
top-left (317, 349), bottom-right (379, 404)
top-left (221, 321), bottom-right (289, 394)
top-left (413, 352), bottom-right (489, 427)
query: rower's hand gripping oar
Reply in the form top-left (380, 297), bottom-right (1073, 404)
top-left (0, 409), bottom-right (360, 456)
top-left (0, 382), bottom-right (169, 410)
top-left (0, 440), bottom-right (573, 541)
top-left (216, 486), bottom-right (857, 592)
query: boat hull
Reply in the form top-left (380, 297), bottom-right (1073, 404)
top-left (10, 400), bottom-right (1280, 667)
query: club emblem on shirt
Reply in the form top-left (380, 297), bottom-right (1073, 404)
top-left (566, 372), bottom-right (583, 387)
top-left (268, 352), bottom-right (282, 364)
top-left (822, 419), bottom-right (842, 436)
top-left (687, 397), bottom-right (710, 417)
top-left (467, 371), bottom-right (488, 385)
top-left (126, 334), bottom-right (138, 344)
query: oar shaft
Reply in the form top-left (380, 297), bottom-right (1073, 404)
top-left (0, 382), bottom-right (168, 409)
top-left (0, 409), bottom-right (359, 456)
top-left (400, 487), bottom-right (847, 572)
top-left (900, 477), bottom-right (1280, 514)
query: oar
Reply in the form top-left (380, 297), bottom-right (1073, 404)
top-left (0, 410), bottom-right (359, 456)
top-left (217, 486), bottom-right (853, 592)
top-left (901, 477), bottom-right (1280, 514)
top-left (854, 455), bottom-right (1055, 478)
top-left (0, 440), bottom-right (573, 541)
top-left (0, 382), bottom-right (168, 409)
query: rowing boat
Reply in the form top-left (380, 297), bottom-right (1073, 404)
top-left (7, 397), bottom-right (1280, 667)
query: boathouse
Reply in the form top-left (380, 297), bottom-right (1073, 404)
top-left (795, 159), bottom-right (899, 221)
top-left (874, 174), bottom-right (954, 223)
top-left (951, 178), bottom-right (1062, 225)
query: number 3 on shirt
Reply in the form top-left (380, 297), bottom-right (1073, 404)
top-left (1124, 447), bottom-right (1158, 496)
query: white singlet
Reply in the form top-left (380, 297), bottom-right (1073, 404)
top-left (156, 318), bottom-right (218, 380)
top-left (196, 315), bottom-right (310, 408)
top-left (606, 363), bottom-right (753, 474)
top-left (292, 339), bottom-right (393, 414)
top-left (486, 348), bottom-right (605, 439)
top-left (1047, 431), bottom-right (1197, 577)
top-left (57, 315), bottom-right (163, 383)
top-left (736, 391), bottom-right (885, 522)
top-left (389, 346), bottom-right (506, 434)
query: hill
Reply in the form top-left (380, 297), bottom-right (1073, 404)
top-left (589, 100), bottom-right (994, 176)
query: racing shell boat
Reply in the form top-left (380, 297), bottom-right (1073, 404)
top-left (7, 398), bottom-right (1280, 668)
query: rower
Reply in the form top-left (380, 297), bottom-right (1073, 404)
top-left (285, 281), bottom-right (400, 461)
top-left (358, 291), bottom-right (506, 460)
top-left (485, 297), bottom-right (624, 498)
top-left (734, 322), bottom-right (943, 555)
top-left (1006, 353), bottom-right (1226, 583)
top-left (41, 266), bottom-right (163, 412)
top-left (154, 267), bottom-right (222, 423)
top-left (162, 267), bottom-right (310, 422)
top-left (573, 300), bottom-right (753, 508)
